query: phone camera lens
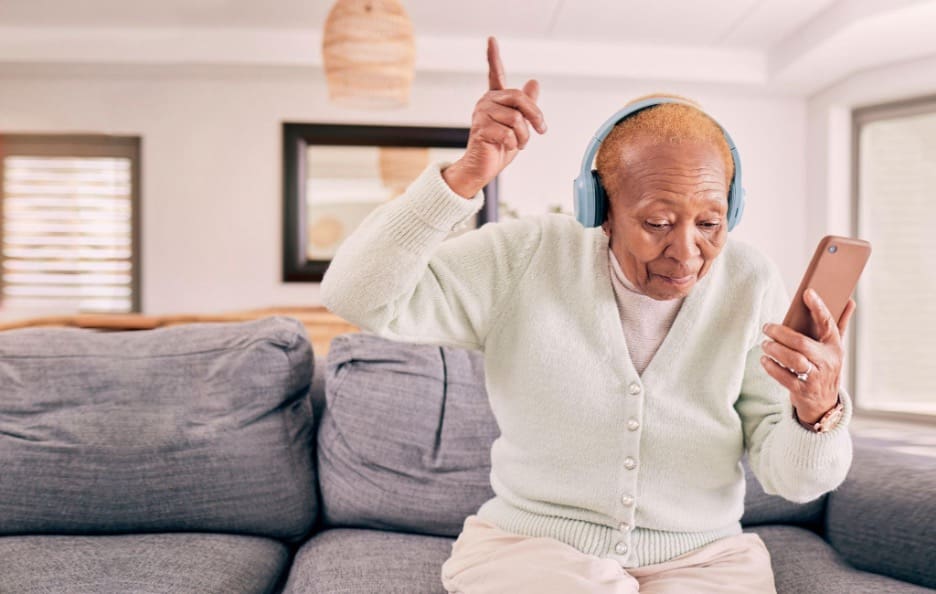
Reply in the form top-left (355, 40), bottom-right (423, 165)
top-left (828, 245), bottom-right (838, 254)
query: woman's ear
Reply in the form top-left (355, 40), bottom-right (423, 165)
top-left (601, 221), bottom-right (610, 237)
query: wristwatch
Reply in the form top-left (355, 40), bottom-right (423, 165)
top-left (794, 397), bottom-right (844, 433)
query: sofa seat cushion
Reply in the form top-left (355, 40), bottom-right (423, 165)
top-left (317, 333), bottom-right (498, 537)
top-left (0, 532), bottom-right (289, 594)
top-left (0, 316), bottom-right (316, 541)
top-left (749, 525), bottom-right (934, 594)
top-left (283, 528), bottom-right (452, 594)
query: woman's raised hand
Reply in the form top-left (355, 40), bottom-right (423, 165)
top-left (442, 36), bottom-right (548, 198)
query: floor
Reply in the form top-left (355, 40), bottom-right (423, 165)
top-left (849, 415), bottom-right (936, 459)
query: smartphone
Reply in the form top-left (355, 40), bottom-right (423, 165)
top-left (782, 235), bottom-right (872, 341)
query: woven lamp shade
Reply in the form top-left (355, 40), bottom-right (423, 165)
top-left (322, 0), bottom-right (416, 109)
top-left (378, 146), bottom-right (430, 197)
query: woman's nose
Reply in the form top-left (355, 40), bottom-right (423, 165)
top-left (665, 226), bottom-right (701, 262)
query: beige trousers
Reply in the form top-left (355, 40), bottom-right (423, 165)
top-left (441, 515), bottom-right (778, 594)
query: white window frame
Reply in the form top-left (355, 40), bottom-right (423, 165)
top-left (0, 134), bottom-right (142, 314)
top-left (852, 94), bottom-right (936, 425)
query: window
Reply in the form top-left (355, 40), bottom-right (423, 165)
top-left (853, 96), bottom-right (936, 421)
top-left (0, 135), bottom-right (141, 316)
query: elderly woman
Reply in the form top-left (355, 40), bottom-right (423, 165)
top-left (320, 37), bottom-right (855, 594)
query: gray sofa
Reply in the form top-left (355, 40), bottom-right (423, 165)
top-left (0, 316), bottom-right (933, 593)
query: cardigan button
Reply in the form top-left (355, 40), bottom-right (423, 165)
top-left (623, 457), bottom-right (637, 470)
top-left (627, 418), bottom-right (640, 431)
top-left (615, 542), bottom-right (629, 555)
top-left (621, 494), bottom-right (634, 506)
top-left (618, 522), bottom-right (630, 532)
top-left (628, 382), bottom-right (642, 395)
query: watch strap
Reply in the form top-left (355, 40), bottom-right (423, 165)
top-left (795, 396), bottom-right (844, 433)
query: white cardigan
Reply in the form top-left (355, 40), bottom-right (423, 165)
top-left (320, 161), bottom-right (853, 568)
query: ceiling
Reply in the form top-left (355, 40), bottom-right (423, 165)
top-left (0, 0), bottom-right (836, 48)
top-left (1, 0), bottom-right (935, 94)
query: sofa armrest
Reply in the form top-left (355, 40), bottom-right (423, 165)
top-left (825, 439), bottom-right (936, 590)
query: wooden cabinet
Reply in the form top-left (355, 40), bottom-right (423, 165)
top-left (0, 306), bottom-right (360, 357)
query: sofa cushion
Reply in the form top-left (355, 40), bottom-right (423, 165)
top-left (0, 533), bottom-right (289, 594)
top-left (740, 454), bottom-right (827, 530)
top-left (283, 528), bottom-right (451, 594)
top-left (825, 441), bottom-right (936, 590)
top-left (310, 352), bottom-right (328, 434)
top-left (316, 332), bottom-right (498, 537)
top-left (0, 316), bottom-right (316, 541)
top-left (750, 525), bottom-right (935, 594)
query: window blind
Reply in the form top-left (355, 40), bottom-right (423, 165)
top-left (1, 155), bottom-right (135, 313)
top-left (857, 106), bottom-right (936, 416)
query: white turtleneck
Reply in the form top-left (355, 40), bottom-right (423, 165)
top-left (607, 247), bottom-right (685, 376)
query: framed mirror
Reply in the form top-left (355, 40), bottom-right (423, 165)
top-left (282, 123), bottom-right (499, 282)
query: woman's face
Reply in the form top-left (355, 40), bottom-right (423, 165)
top-left (601, 139), bottom-right (729, 301)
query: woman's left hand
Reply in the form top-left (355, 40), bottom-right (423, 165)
top-left (760, 289), bottom-right (856, 424)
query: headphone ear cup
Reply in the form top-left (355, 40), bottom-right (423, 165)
top-left (591, 170), bottom-right (608, 226)
top-left (726, 184), bottom-right (745, 231)
top-left (732, 187), bottom-right (746, 231)
top-left (573, 172), bottom-right (596, 227)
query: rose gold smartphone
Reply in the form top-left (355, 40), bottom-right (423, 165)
top-left (782, 235), bottom-right (872, 341)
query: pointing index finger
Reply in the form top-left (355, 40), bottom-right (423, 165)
top-left (487, 36), bottom-right (506, 91)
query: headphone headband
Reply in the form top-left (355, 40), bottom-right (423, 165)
top-left (573, 96), bottom-right (745, 231)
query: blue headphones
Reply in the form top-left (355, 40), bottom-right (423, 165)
top-left (572, 97), bottom-right (745, 231)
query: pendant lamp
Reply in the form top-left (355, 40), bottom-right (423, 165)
top-left (378, 146), bottom-right (429, 197)
top-left (321, 0), bottom-right (416, 109)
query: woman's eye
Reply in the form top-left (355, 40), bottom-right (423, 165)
top-left (700, 221), bottom-right (721, 229)
top-left (647, 222), bottom-right (669, 229)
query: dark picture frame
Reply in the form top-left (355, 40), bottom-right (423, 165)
top-left (282, 122), bottom-right (499, 283)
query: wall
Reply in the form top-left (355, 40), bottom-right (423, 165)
top-left (806, 53), bottom-right (936, 242)
top-left (0, 65), bottom-right (807, 317)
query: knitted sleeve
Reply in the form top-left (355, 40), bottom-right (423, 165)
top-left (734, 258), bottom-right (854, 503)
top-left (319, 161), bottom-right (542, 352)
